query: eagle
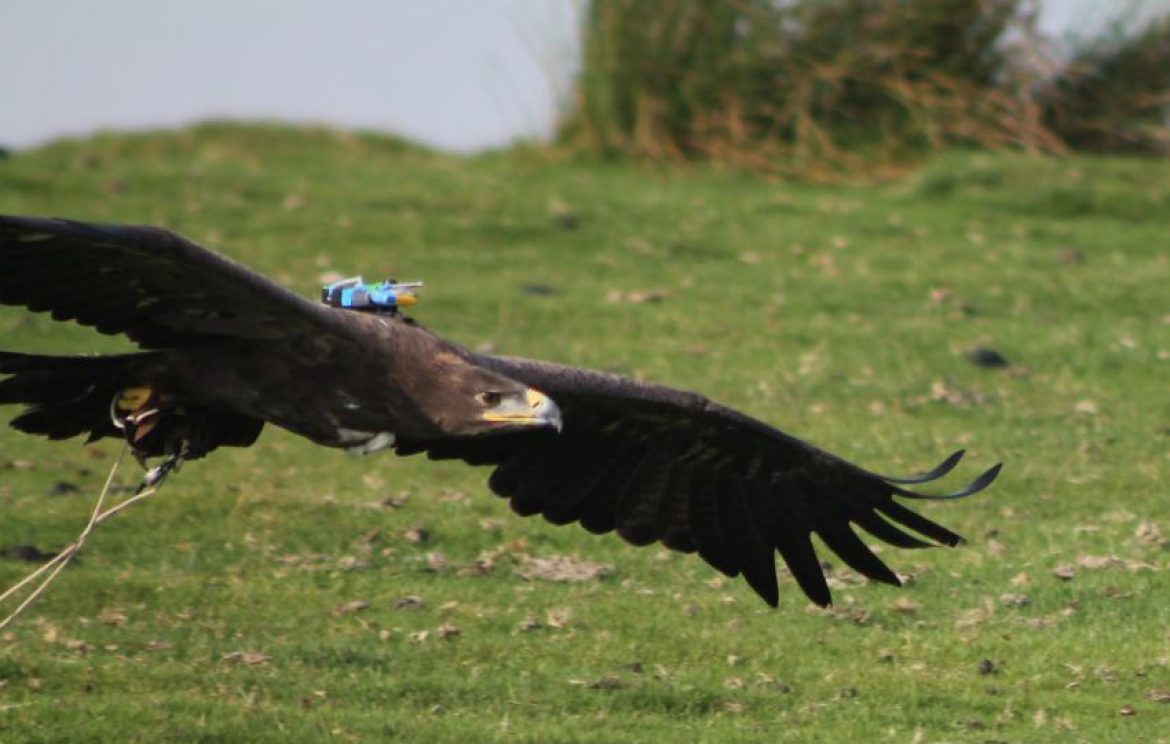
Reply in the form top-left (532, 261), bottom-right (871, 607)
top-left (0, 215), bottom-right (1000, 608)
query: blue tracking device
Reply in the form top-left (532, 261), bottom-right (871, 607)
top-left (321, 277), bottom-right (422, 313)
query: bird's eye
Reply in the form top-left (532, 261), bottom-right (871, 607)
top-left (477, 391), bottom-right (503, 407)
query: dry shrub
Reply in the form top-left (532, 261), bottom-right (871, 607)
top-left (562, 0), bottom-right (1166, 175)
top-left (1039, 14), bottom-right (1170, 154)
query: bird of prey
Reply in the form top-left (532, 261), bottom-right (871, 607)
top-left (0, 215), bottom-right (1000, 608)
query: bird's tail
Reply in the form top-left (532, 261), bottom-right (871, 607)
top-left (0, 350), bottom-right (263, 461)
top-left (0, 350), bottom-right (162, 443)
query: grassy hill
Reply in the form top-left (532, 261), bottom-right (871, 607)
top-left (2, 123), bottom-right (1169, 742)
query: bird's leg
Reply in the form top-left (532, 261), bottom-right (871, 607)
top-left (135, 440), bottom-right (188, 494)
top-left (109, 386), bottom-right (189, 493)
top-left (110, 387), bottom-right (158, 448)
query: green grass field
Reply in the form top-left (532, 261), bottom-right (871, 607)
top-left (1, 124), bottom-right (1169, 742)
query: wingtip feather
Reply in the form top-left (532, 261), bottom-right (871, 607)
top-left (882, 449), bottom-right (965, 485)
top-left (893, 460), bottom-right (1004, 501)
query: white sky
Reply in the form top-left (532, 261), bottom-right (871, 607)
top-left (1, 0), bottom-right (1165, 153)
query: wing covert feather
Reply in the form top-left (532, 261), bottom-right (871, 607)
top-left (0, 215), bottom-right (351, 347)
top-left (398, 353), bottom-right (1000, 607)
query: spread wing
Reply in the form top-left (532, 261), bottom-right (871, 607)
top-left (0, 215), bottom-right (349, 347)
top-left (399, 354), bottom-right (1001, 608)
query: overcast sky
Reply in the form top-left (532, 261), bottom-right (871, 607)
top-left (2, 0), bottom-right (1166, 153)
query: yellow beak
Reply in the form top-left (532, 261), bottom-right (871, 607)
top-left (481, 388), bottom-right (563, 432)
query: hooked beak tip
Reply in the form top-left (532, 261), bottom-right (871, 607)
top-left (528, 388), bottom-right (563, 432)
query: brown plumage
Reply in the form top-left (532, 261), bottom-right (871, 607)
top-left (0, 215), bottom-right (1001, 608)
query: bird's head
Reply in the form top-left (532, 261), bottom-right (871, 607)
top-left (426, 360), bottom-right (562, 437)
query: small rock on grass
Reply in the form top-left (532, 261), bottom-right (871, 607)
top-left (333, 599), bottom-right (369, 616)
top-left (221, 651), bottom-right (272, 665)
top-left (514, 555), bottom-right (611, 583)
top-left (889, 597), bottom-right (921, 614)
top-left (1, 545), bottom-right (57, 562)
top-left (424, 552), bottom-right (448, 572)
top-left (403, 527), bottom-right (429, 544)
top-left (517, 615), bottom-right (544, 633)
top-left (605, 289), bottom-right (672, 304)
top-left (967, 347), bottom-right (1010, 369)
top-left (585, 674), bottom-right (624, 690)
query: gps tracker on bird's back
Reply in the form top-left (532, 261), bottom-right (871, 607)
top-left (321, 276), bottom-right (422, 313)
